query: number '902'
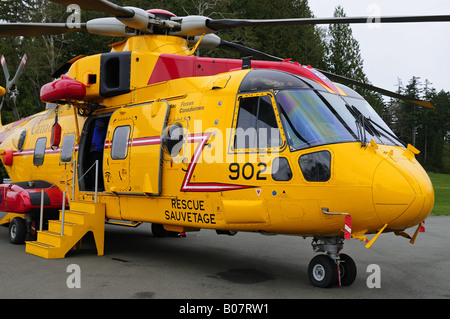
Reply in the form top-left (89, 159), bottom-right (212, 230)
top-left (228, 162), bottom-right (267, 180)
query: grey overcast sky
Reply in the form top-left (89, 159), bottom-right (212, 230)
top-left (307, 0), bottom-right (450, 93)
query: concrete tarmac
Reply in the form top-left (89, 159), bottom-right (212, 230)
top-left (0, 216), bottom-right (449, 299)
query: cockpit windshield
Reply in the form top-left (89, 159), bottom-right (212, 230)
top-left (276, 89), bottom-right (403, 150)
top-left (276, 90), bottom-right (356, 149)
top-left (320, 92), bottom-right (404, 147)
top-left (341, 95), bottom-right (403, 147)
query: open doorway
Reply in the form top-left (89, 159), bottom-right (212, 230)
top-left (77, 113), bottom-right (111, 192)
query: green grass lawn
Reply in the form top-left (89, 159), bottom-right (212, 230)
top-left (428, 173), bottom-right (450, 216)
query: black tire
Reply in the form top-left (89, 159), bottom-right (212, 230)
top-left (151, 223), bottom-right (167, 237)
top-left (308, 254), bottom-right (338, 288)
top-left (338, 253), bottom-right (357, 286)
top-left (9, 217), bottom-right (27, 245)
top-left (151, 223), bottom-right (178, 238)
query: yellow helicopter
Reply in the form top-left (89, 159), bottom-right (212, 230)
top-left (0, 0), bottom-right (443, 288)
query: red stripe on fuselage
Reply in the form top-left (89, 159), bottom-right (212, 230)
top-left (147, 54), bottom-right (340, 94)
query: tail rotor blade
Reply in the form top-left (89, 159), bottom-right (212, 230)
top-left (11, 96), bottom-right (19, 121)
top-left (10, 54), bottom-right (27, 86)
top-left (1, 55), bottom-right (10, 84)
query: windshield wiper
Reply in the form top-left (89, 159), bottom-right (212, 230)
top-left (279, 107), bottom-right (310, 148)
top-left (345, 104), bottom-right (377, 146)
top-left (345, 103), bottom-right (405, 147)
top-left (366, 118), bottom-right (406, 147)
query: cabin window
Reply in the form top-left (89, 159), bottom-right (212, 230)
top-left (18, 130), bottom-right (27, 151)
top-left (33, 137), bottom-right (47, 166)
top-left (60, 135), bottom-right (75, 163)
top-left (234, 94), bottom-right (282, 150)
top-left (272, 157), bottom-right (293, 181)
top-left (111, 125), bottom-right (130, 160)
top-left (299, 150), bottom-right (331, 182)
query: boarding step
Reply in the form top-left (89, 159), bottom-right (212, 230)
top-left (35, 231), bottom-right (65, 247)
top-left (48, 220), bottom-right (78, 236)
top-left (61, 210), bottom-right (90, 224)
top-left (25, 201), bottom-right (106, 259)
top-left (25, 241), bottom-right (57, 259)
top-left (69, 200), bottom-right (101, 214)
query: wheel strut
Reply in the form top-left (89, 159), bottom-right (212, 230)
top-left (308, 236), bottom-right (357, 288)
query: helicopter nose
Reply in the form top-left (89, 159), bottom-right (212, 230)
top-left (372, 159), bottom-right (434, 229)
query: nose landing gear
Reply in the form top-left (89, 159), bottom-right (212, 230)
top-left (308, 237), bottom-right (357, 288)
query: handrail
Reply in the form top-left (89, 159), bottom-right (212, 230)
top-left (94, 160), bottom-right (98, 203)
top-left (38, 159), bottom-right (99, 236)
top-left (72, 160), bottom-right (76, 201)
top-left (60, 191), bottom-right (66, 236)
top-left (39, 190), bottom-right (44, 232)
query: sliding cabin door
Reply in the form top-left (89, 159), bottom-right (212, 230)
top-left (104, 101), bottom-right (169, 195)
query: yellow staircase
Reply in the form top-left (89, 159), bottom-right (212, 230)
top-left (26, 200), bottom-right (106, 259)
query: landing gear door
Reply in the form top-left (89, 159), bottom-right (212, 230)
top-left (104, 101), bottom-right (169, 195)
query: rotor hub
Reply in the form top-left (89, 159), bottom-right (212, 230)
top-left (146, 9), bottom-right (177, 19)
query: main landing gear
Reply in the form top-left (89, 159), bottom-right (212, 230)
top-left (308, 237), bottom-right (357, 288)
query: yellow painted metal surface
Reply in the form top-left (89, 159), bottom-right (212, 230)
top-left (0, 34), bottom-right (434, 258)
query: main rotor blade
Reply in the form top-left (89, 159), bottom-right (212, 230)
top-left (51, 0), bottom-right (134, 18)
top-left (219, 40), bottom-right (284, 61)
top-left (216, 39), bottom-right (436, 109)
top-left (214, 37), bottom-right (436, 109)
top-left (207, 15), bottom-right (450, 30)
top-left (10, 54), bottom-right (27, 87)
top-left (1, 55), bottom-right (10, 83)
top-left (0, 23), bottom-right (86, 36)
top-left (317, 69), bottom-right (435, 109)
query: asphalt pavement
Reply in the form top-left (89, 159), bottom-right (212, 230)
top-left (0, 216), bottom-right (449, 300)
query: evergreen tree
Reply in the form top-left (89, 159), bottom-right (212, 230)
top-left (417, 88), bottom-right (450, 172)
top-left (390, 76), bottom-right (450, 173)
top-left (229, 0), bottom-right (327, 68)
top-left (325, 5), bottom-right (384, 114)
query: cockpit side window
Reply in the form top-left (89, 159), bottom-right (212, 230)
top-left (233, 93), bottom-right (282, 151)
